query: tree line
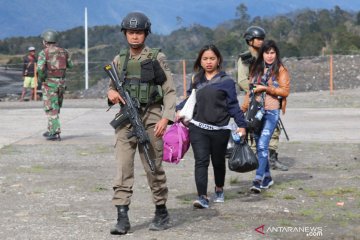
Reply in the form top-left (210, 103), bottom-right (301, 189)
top-left (1, 4), bottom-right (360, 65)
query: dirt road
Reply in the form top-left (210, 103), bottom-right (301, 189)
top-left (0, 90), bottom-right (359, 240)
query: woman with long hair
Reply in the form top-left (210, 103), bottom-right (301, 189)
top-left (242, 40), bottom-right (290, 193)
top-left (176, 44), bottom-right (247, 208)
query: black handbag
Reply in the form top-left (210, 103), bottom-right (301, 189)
top-left (246, 92), bottom-right (264, 134)
top-left (228, 139), bottom-right (258, 173)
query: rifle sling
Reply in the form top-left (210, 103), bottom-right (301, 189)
top-left (118, 49), bottom-right (130, 86)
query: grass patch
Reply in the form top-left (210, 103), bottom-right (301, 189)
top-left (262, 191), bottom-right (275, 198)
top-left (322, 187), bottom-right (358, 197)
top-left (298, 208), bottom-right (324, 222)
top-left (93, 145), bottom-right (111, 154)
top-left (277, 219), bottom-right (293, 226)
top-left (30, 165), bottom-right (45, 173)
top-left (31, 188), bottom-right (45, 194)
top-left (274, 180), bottom-right (303, 191)
top-left (0, 145), bottom-right (19, 155)
top-left (283, 194), bottom-right (296, 200)
top-left (76, 145), bottom-right (112, 156)
top-left (233, 223), bottom-right (247, 230)
top-left (224, 191), bottom-right (238, 200)
top-left (17, 165), bottom-right (45, 173)
top-left (229, 176), bottom-right (240, 185)
top-left (332, 212), bottom-right (360, 222)
top-left (313, 213), bottom-right (324, 222)
top-left (345, 212), bottom-right (360, 220)
top-left (91, 186), bottom-right (108, 192)
top-left (303, 189), bottom-right (319, 197)
top-left (299, 208), bottom-right (316, 217)
top-left (179, 196), bottom-right (193, 205)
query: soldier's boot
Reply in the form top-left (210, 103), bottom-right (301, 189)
top-left (269, 149), bottom-right (288, 171)
top-left (110, 205), bottom-right (131, 235)
top-left (149, 205), bottom-right (171, 231)
top-left (46, 133), bottom-right (61, 141)
top-left (42, 132), bottom-right (50, 137)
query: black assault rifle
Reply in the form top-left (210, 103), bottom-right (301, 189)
top-left (104, 63), bottom-right (156, 173)
top-left (278, 117), bottom-right (290, 141)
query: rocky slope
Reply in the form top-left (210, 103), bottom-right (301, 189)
top-left (1, 54), bottom-right (359, 101)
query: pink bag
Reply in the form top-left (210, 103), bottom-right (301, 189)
top-left (162, 122), bottom-right (190, 164)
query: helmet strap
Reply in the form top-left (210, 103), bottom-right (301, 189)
top-left (128, 43), bottom-right (144, 49)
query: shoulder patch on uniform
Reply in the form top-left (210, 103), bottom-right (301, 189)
top-left (147, 48), bottom-right (161, 60)
top-left (119, 48), bottom-right (128, 57)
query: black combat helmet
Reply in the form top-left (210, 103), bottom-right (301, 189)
top-left (243, 26), bottom-right (266, 43)
top-left (41, 29), bottom-right (59, 43)
top-left (121, 12), bottom-right (151, 35)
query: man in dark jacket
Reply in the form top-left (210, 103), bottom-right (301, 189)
top-left (20, 46), bottom-right (37, 101)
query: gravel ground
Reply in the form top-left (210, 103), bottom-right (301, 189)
top-left (0, 89), bottom-right (360, 240)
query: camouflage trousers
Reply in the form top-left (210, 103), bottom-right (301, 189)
top-left (269, 126), bottom-right (281, 151)
top-left (42, 81), bottom-right (65, 135)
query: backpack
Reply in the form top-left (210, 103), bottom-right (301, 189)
top-left (163, 122), bottom-right (190, 164)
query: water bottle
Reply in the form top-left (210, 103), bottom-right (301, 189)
top-left (255, 109), bottom-right (264, 120)
top-left (231, 130), bottom-right (241, 143)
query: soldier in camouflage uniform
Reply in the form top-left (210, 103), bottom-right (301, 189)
top-left (238, 26), bottom-right (288, 171)
top-left (37, 29), bottom-right (73, 141)
top-left (107, 12), bottom-right (176, 235)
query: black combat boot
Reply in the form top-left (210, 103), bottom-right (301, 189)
top-left (110, 205), bottom-right (131, 235)
top-left (269, 149), bottom-right (288, 171)
top-left (46, 133), bottom-right (61, 141)
top-left (149, 205), bottom-right (171, 231)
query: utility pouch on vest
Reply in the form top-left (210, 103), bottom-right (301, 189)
top-left (141, 59), bottom-right (155, 82)
top-left (126, 83), bottom-right (139, 101)
top-left (110, 107), bottom-right (130, 129)
top-left (153, 59), bottom-right (167, 85)
top-left (138, 83), bottom-right (150, 104)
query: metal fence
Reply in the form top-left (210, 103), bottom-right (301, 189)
top-left (0, 58), bottom-right (238, 98)
top-left (1, 54), bottom-right (359, 98)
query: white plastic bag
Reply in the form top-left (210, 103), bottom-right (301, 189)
top-left (179, 89), bottom-right (196, 122)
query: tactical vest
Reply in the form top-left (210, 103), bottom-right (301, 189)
top-left (45, 46), bottom-right (68, 78)
top-left (118, 48), bottom-right (166, 104)
top-left (239, 51), bottom-right (256, 65)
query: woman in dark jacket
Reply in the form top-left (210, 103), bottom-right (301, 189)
top-left (176, 44), bottom-right (247, 209)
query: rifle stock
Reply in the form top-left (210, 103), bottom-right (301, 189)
top-left (104, 63), bottom-right (156, 173)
